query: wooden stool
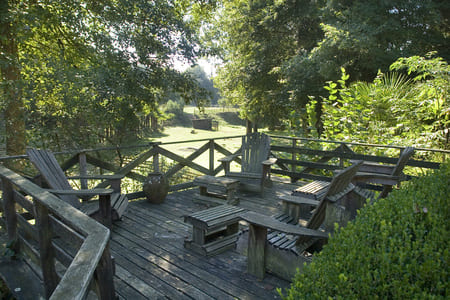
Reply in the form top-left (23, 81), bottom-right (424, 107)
top-left (279, 180), bottom-right (329, 220)
top-left (184, 204), bottom-right (245, 256)
top-left (292, 180), bottom-right (330, 199)
top-left (193, 175), bottom-right (239, 206)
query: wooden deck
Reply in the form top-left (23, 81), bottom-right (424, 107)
top-left (111, 179), bottom-right (300, 299)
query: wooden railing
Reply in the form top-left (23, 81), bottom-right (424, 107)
top-left (0, 135), bottom-right (448, 298)
top-left (0, 166), bottom-right (115, 300)
top-left (268, 135), bottom-right (445, 186)
top-left (0, 134), bottom-right (448, 198)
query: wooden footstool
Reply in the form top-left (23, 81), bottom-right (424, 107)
top-left (193, 175), bottom-right (239, 206)
top-left (280, 180), bottom-right (330, 220)
top-left (292, 180), bottom-right (330, 199)
top-left (184, 204), bottom-right (245, 256)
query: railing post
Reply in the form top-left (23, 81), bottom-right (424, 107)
top-left (99, 194), bottom-right (112, 230)
top-left (79, 152), bottom-right (88, 190)
top-left (79, 152), bottom-right (89, 201)
top-left (1, 179), bottom-right (18, 252)
top-left (94, 242), bottom-right (116, 300)
top-left (339, 144), bottom-right (345, 168)
top-left (291, 139), bottom-right (297, 182)
top-left (209, 139), bottom-right (215, 175)
top-left (153, 145), bottom-right (160, 173)
top-left (35, 201), bottom-right (59, 298)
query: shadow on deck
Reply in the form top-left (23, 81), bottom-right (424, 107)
top-left (111, 178), bottom-right (300, 299)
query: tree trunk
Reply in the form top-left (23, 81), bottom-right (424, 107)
top-left (315, 97), bottom-right (324, 137)
top-left (246, 119), bottom-right (253, 134)
top-left (151, 115), bottom-right (158, 131)
top-left (1, 1), bottom-right (26, 157)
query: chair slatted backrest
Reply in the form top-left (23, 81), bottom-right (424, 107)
top-left (392, 146), bottom-right (414, 177)
top-left (241, 133), bottom-right (271, 174)
top-left (306, 160), bottom-right (363, 230)
top-left (379, 146), bottom-right (414, 198)
top-left (27, 148), bottom-right (81, 208)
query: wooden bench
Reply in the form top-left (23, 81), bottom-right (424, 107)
top-left (193, 175), bottom-right (239, 206)
top-left (240, 211), bottom-right (328, 279)
top-left (184, 204), bottom-right (245, 256)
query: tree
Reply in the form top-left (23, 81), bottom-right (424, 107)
top-left (211, 0), bottom-right (302, 129)
top-left (283, 0), bottom-right (449, 134)
top-left (1, 0), bottom-right (213, 151)
top-left (186, 65), bottom-right (220, 106)
top-left (0, 0), bottom-right (25, 156)
top-left (207, 0), bottom-right (449, 133)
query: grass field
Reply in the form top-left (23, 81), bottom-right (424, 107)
top-left (141, 106), bottom-right (247, 162)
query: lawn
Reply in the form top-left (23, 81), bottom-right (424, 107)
top-left (140, 106), bottom-right (248, 172)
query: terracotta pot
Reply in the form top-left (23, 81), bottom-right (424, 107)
top-left (143, 172), bottom-right (169, 204)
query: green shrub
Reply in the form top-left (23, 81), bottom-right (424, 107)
top-left (282, 161), bottom-right (450, 299)
top-left (164, 100), bottom-right (184, 117)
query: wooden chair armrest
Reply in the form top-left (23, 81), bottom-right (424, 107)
top-left (280, 195), bottom-right (320, 207)
top-left (241, 211), bottom-right (328, 238)
top-left (262, 158), bottom-right (277, 166)
top-left (68, 174), bottom-right (124, 180)
top-left (353, 173), bottom-right (400, 186)
top-left (48, 188), bottom-right (114, 196)
top-left (349, 159), bottom-right (395, 174)
top-left (225, 172), bottom-right (264, 180)
top-left (218, 153), bottom-right (240, 163)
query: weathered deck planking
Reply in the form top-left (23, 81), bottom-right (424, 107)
top-left (110, 180), bottom-right (299, 299)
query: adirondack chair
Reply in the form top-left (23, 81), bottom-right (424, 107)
top-left (352, 146), bottom-right (414, 199)
top-left (219, 133), bottom-right (277, 193)
top-left (27, 148), bottom-right (128, 224)
top-left (240, 161), bottom-right (369, 280)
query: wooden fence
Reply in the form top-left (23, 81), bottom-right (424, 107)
top-left (1, 134), bottom-right (446, 197)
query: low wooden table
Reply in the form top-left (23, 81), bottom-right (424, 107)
top-left (193, 175), bottom-right (239, 206)
top-left (184, 204), bottom-right (245, 256)
top-left (292, 180), bottom-right (329, 199)
top-left (279, 180), bottom-right (329, 220)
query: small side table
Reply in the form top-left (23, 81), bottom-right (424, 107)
top-left (184, 204), bottom-right (245, 256)
top-left (193, 175), bottom-right (239, 206)
top-left (292, 180), bottom-right (330, 199)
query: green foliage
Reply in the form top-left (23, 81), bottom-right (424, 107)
top-left (1, 0), bottom-right (213, 150)
top-left (211, 0), bottom-right (298, 128)
top-left (320, 54), bottom-right (450, 149)
top-left (185, 65), bottom-right (219, 106)
top-left (164, 100), bottom-right (185, 118)
top-left (282, 160), bottom-right (450, 299)
top-left (206, 0), bottom-right (448, 133)
top-left (390, 52), bottom-right (450, 146)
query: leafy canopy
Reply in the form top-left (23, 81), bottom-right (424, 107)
top-left (1, 0), bottom-right (215, 149)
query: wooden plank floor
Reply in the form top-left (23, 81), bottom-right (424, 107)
top-left (111, 179), bottom-right (301, 299)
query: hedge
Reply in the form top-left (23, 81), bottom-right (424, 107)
top-left (281, 160), bottom-right (450, 299)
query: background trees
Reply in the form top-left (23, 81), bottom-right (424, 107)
top-left (316, 54), bottom-right (449, 149)
top-left (1, 0), bottom-right (449, 153)
top-left (1, 0), bottom-right (214, 153)
top-left (208, 0), bottom-right (449, 143)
